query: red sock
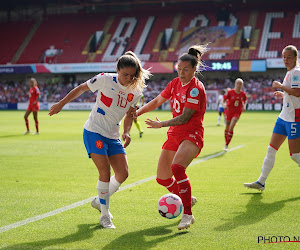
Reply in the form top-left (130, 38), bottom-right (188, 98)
top-left (156, 178), bottom-right (179, 195)
top-left (224, 130), bottom-right (229, 145)
top-left (35, 120), bottom-right (39, 132)
top-left (227, 131), bottom-right (233, 145)
top-left (171, 164), bottom-right (192, 215)
top-left (25, 118), bottom-right (29, 131)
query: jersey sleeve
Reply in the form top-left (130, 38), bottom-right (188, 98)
top-left (223, 92), bottom-right (229, 101)
top-left (184, 86), bottom-right (204, 111)
top-left (291, 70), bottom-right (300, 88)
top-left (35, 87), bottom-right (40, 95)
top-left (161, 80), bottom-right (173, 99)
top-left (87, 73), bottom-right (107, 93)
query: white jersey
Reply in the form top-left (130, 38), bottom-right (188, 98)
top-left (279, 65), bottom-right (300, 122)
top-left (84, 73), bottom-right (142, 139)
top-left (218, 94), bottom-right (224, 108)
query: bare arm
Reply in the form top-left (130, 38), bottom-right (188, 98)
top-left (122, 107), bottom-right (134, 148)
top-left (48, 82), bottom-right (90, 116)
top-left (243, 100), bottom-right (247, 111)
top-left (273, 81), bottom-right (300, 97)
top-left (32, 93), bottom-right (40, 105)
top-left (145, 107), bottom-right (196, 129)
top-left (136, 94), bottom-right (168, 116)
top-left (222, 99), bottom-right (227, 109)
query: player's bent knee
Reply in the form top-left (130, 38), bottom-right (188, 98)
top-left (115, 170), bottom-right (128, 183)
top-left (290, 153), bottom-right (300, 166)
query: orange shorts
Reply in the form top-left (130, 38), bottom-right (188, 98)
top-left (162, 131), bottom-right (204, 158)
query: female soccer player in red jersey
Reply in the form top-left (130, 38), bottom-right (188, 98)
top-left (244, 45), bottom-right (300, 191)
top-left (49, 51), bottom-right (151, 229)
top-left (24, 78), bottom-right (40, 135)
top-left (223, 78), bottom-right (247, 151)
top-left (136, 45), bottom-right (208, 230)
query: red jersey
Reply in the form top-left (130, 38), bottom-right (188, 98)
top-left (224, 89), bottom-right (247, 113)
top-left (161, 77), bottom-right (206, 135)
top-left (29, 86), bottom-right (40, 104)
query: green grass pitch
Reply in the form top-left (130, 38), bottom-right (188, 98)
top-left (0, 110), bottom-right (299, 249)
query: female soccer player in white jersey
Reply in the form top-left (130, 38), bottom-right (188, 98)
top-left (136, 45), bottom-right (208, 230)
top-left (244, 45), bottom-right (300, 191)
top-left (49, 51), bottom-right (151, 228)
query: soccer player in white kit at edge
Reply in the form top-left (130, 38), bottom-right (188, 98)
top-left (49, 51), bottom-right (151, 228)
top-left (244, 45), bottom-right (300, 191)
top-left (217, 89), bottom-right (225, 126)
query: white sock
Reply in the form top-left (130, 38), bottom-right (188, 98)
top-left (258, 146), bottom-right (277, 185)
top-left (109, 175), bottom-right (121, 196)
top-left (290, 152), bottom-right (300, 166)
top-left (97, 180), bottom-right (110, 217)
top-left (217, 115), bottom-right (221, 124)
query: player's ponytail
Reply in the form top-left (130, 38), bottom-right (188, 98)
top-left (179, 44), bottom-right (209, 72)
top-left (117, 51), bottom-right (152, 92)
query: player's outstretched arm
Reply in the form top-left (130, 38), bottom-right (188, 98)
top-left (48, 83), bottom-right (89, 116)
top-left (137, 94), bottom-right (167, 117)
top-left (145, 107), bottom-right (196, 129)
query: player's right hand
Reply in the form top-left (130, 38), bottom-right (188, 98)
top-left (122, 132), bottom-right (131, 148)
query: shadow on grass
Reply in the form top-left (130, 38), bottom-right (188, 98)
top-left (2, 223), bottom-right (100, 249)
top-left (214, 193), bottom-right (300, 231)
top-left (0, 134), bottom-right (25, 139)
top-left (102, 221), bottom-right (188, 249)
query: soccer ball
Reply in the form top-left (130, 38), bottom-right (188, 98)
top-left (157, 193), bottom-right (183, 219)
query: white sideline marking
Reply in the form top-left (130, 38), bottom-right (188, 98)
top-left (0, 144), bottom-right (245, 233)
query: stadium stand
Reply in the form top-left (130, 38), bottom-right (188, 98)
top-left (18, 13), bottom-right (108, 64)
top-left (0, 3), bottom-right (299, 64)
top-left (0, 20), bottom-right (35, 64)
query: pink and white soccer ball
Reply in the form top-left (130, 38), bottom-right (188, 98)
top-left (157, 193), bottom-right (183, 219)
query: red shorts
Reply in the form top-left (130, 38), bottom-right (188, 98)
top-left (162, 131), bottom-right (204, 157)
top-left (224, 109), bottom-right (241, 121)
top-left (27, 103), bottom-right (40, 112)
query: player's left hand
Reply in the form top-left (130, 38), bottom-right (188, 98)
top-left (145, 117), bottom-right (162, 129)
top-left (273, 91), bottom-right (284, 99)
top-left (122, 133), bottom-right (131, 148)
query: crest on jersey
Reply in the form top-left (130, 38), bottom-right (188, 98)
top-left (127, 93), bottom-right (134, 102)
top-left (190, 88), bottom-right (199, 97)
top-left (96, 140), bottom-right (103, 149)
top-left (292, 75), bottom-right (299, 82)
